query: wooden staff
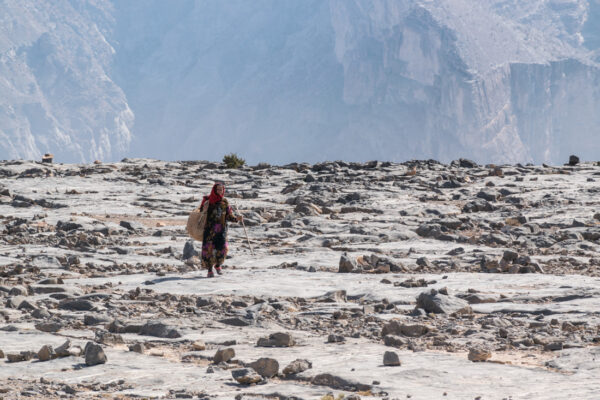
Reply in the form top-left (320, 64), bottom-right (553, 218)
top-left (232, 203), bottom-right (254, 256)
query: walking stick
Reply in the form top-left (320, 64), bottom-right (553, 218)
top-left (232, 203), bottom-right (254, 256)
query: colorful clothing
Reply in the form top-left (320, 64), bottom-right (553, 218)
top-left (202, 198), bottom-right (237, 268)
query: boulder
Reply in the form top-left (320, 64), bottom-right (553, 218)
top-left (58, 299), bottom-right (95, 311)
top-left (468, 348), bottom-right (491, 362)
top-left (383, 335), bottom-right (407, 348)
top-left (219, 316), bottom-right (254, 327)
top-left (382, 321), bottom-right (430, 337)
top-left (249, 357), bottom-right (279, 378)
top-left (55, 340), bottom-right (72, 357)
top-left (84, 314), bottom-right (110, 326)
top-left (182, 240), bottom-right (198, 260)
top-left (6, 351), bottom-right (35, 363)
top-left (119, 220), bottom-right (144, 231)
top-left (139, 321), bottom-right (181, 338)
top-left (311, 373), bottom-right (372, 392)
top-left (339, 253), bottom-right (357, 273)
top-left (35, 322), bottom-right (62, 333)
top-left (128, 343), bottom-right (145, 353)
top-left (568, 155), bottom-right (580, 166)
top-left (84, 342), bottom-right (107, 366)
top-left (37, 345), bottom-right (54, 361)
top-left (192, 340), bottom-right (206, 351)
top-left (256, 332), bottom-right (295, 347)
top-left (327, 334), bottom-right (345, 343)
top-left (282, 359), bottom-right (312, 376)
top-left (416, 290), bottom-right (471, 315)
top-left (383, 351), bottom-right (401, 366)
top-left (213, 347), bottom-right (235, 363)
top-left (6, 295), bottom-right (27, 309)
top-left (231, 368), bottom-right (262, 384)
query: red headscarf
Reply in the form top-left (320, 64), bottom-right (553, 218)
top-left (201, 183), bottom-right (225, 208)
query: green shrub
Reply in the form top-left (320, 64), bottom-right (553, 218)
top-left (222, 153), bottom-right (246, 169)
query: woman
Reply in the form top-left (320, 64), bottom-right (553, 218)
top-left (200, 182), bottom-right (243, 277)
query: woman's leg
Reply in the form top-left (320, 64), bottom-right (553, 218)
top-left (214, 245), bottom-right (228, 275)
top-left (202, 241), bottom-right (216, 277)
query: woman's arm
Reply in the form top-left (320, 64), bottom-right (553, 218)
top-left (226, 205), bottom-right (242, 223)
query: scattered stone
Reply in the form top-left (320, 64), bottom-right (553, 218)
top-left (37, 345), bottom-right (54, 361)
top-left (416, 290), bottom-right (472, 315)
top-left (139, 321), bottom-right (182, 338)
top-left (311, 373), bottom-right (372, 392)
top-left (282, 359), bottom-right (312, 376)
top-left (58, 299), bottom-right (95, 311)
top-left (232, 368), bottom-right (262, 385)
top-left (383, 351), bottom-right (401, 366)
top-left (219, 316), bottom-right (254, 327)
top-left (327, 334), bottom-right (345, 343)
top-left (119, 220), bottom-right (144, 231)
top-left (468, 348), bottom-right (491, 362)
top-left (84, 314), bottom-right (110, 326)
top-left (544, 342), bottom-right (564, 351)
top-left (384, 335), bottom-right (407, 348)
top-left (192, 340), bottom-right (206, 351)
top-left (129, 343), bottom-right (145, 353)
top-left (54, 340), bottom-right (72, 357)
top-left (84, 342), bottom-right (107, 366)
top-left (34, 322), bottom-right (62, 333)
top-left (213, 348), bottom-right (235, 363)
top-left (339, 253), bottom-right (357, 273)
top-left (182, 240), bottom-right (198, 260)
top-left (568, 155), bottom-right (580, 166)
top-left (249, 357), bottom-right (279, 378)
top-left (257, 332), bottom-right (295, 347)
top-left (382, 321), bottom-right (431, 337)
top-left (6, 351), bottom-right (35, 363)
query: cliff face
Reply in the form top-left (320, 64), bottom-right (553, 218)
top-left (0, 0), bottom-right (598, 164)
top-left (327, 0), bottom-right (600, 164)
top-left (0, 0), bottom-right (132, 163)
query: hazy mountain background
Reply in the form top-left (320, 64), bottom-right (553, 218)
top-left (1, 0), bottom-right (599, 164)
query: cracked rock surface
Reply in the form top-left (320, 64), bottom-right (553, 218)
top-left (0, 158), bottom-right (599, 399)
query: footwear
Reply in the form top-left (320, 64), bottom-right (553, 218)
top-left (207, 270), bottom-right (214, 278)
top-left (215, 266), bottom-right (222, 275)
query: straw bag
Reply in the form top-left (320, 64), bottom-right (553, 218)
top-left (186, 202), bottom-right (209, 241)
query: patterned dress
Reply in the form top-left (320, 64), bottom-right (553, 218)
top-left (202, 198), bottom-right (237, 267)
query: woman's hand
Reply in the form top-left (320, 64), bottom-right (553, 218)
top-left (237, 215), bottom-right (244, 223)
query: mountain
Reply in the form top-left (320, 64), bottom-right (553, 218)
top-left (0, 0), bottom-right (599, 164)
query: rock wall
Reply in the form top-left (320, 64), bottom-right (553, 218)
top-left (0, 0), bottom-right (132, 163)
top-left (0, 0), bottom-right (597, 164)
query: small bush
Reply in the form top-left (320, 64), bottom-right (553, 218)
top-left (222, 153), bottom-right (246, 169)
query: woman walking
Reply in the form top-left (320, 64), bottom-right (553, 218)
top-left (200, 182), bottom-right (243, 277)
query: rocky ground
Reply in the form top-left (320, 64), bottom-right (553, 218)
top-left (0, 158), bottom-right (599, 399)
